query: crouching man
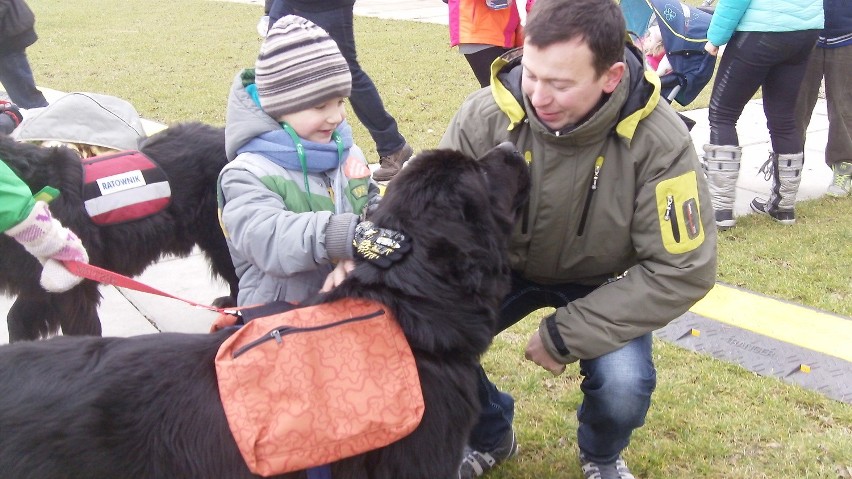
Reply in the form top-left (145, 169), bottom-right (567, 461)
top-left (439, 0), bottom-right (718, 477)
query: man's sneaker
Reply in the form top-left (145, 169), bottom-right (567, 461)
top-left (372, 143), bottom-right (413, 182)
top-left (826, 162), bottom-right (852, 197)
top-left (458, 429), bottom-right (518, 479)
top-left (579, 452), bottom-right (636, 479)
top-left (750, 198), bottom-right (795, 225)
top-left (714, 209), bottom-right (735, 231)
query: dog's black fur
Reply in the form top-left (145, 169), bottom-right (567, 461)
top-left (0, 123), bottom-right (239, 341)
top-left (0, 143), bottom-right (530, 479)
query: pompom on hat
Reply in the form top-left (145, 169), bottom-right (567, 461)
top-left (255, 15), bottom-right (352, 119)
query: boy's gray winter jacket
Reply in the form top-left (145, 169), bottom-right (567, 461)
top-left (219, 71), bottom-right (379, 306)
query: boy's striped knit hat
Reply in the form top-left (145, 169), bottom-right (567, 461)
top-left (255, 15), bottom-right (352, 119)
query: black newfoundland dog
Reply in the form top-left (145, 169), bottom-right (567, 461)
top-left (0, 143), bottom-right (530, 479)
top-left (0, 123), bottom-right (239, 341)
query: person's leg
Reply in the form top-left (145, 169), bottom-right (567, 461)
top-left (822, 44), bottom-right (852, 196)
top-left (794, 45), bottom-right (824, 149)
top-left (463, 46), bottom-right (511, 88)
top-left (761, 30), bottom-right (819, 155)
top-left (0, 49), bottom-right (48, 109)
top-left (704, 32), bottom-right (768, 229)
top-left (822, 44), bottom-right (852, 169)
top-left (468, 274), bottom-right (598, 451)
top-left (267, 0), bottom-right (285, 27)
top-left (707, 32), bottom-right (771, 147)
top-left (751, 30), bottom-right (819, 221)
top-left (576, 333), bottom-right (656, 464)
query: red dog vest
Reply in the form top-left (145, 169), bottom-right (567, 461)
top-left (81, 150), bottom-right (171, 225)
top-left (215, 298), bottom-right (424, 476)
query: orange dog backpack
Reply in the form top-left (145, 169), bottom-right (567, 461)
top-left (214, 298), bottom-right (424, 476)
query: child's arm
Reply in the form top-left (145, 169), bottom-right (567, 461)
top-left (220, 168), bottom-right (358, 277)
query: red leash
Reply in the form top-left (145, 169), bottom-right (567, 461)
top-left (63, 260), bottom-right (232, 314)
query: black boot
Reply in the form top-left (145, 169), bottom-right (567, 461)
top-left (750, 152), bottom-right (803, 225)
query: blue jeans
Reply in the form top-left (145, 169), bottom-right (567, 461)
top-left (708, 30), bottom-right (819, 154)
top-left (0, 49), bottom-right (48, 109)
top-left (470, 274), bottom-right (657, 464)
top-left (268, 1), bottom-right (407, 156)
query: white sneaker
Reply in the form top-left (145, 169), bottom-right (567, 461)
top-left (827, 162), bottom-right (852, 197)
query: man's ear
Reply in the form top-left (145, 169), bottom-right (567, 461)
top-left (602, 62), bottom-right (626, 94)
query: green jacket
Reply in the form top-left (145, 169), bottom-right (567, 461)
top-left (439, 45), bottom-right (717, 363)
top-left (0, 159), bottom-right (35, 232)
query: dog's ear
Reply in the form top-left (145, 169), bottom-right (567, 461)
top-left (475, 143), bottom-right (531, 231)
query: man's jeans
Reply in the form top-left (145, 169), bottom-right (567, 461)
top-left (0, 49), bottom-right (48, 109)
top-left (469, 274), bottom-right (657, 465)
top-left (268, 1), bottom-right (406, 156)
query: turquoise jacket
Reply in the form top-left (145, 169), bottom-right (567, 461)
top-left (707, 0), bottom-right (824, 47)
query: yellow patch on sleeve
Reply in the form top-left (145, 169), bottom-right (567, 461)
top-left (655, 171), bottom-right (704, 254)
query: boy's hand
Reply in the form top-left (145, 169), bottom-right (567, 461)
top-left (321, 259), bottom-right (355, 292)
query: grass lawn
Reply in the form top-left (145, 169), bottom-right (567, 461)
top-left (24, 0), bottom-right (852, 477)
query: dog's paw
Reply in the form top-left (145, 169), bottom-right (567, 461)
top-left (211, 295), bottom-right (237, 308)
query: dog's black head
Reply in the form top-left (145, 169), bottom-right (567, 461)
top-left (0, 135), bottom-right (83, 195)
top-left (323, 143), bottom-right (530, 357)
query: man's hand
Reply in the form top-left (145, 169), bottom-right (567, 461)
top-left (525, 332), bottom-right (567, 376)
top-left (321, 259), bottom-right (355, 292)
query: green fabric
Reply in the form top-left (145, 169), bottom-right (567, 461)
top-left (259, 175), bottom-right (335, 213)
top-left (241, 68), bottom-right (256, 88)
top-left (344, 176), bottom-right (371, 215)
top-left (0, 159), bottom-right (35, 232)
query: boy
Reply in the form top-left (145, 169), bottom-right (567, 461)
top-left (218, 15), bottom-right (407, 307)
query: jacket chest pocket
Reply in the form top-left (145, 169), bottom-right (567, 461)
top-left (655, 171), bottom-right (704, 254)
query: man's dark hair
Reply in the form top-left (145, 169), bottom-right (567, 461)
top-left (525, 0), bottom-right (627, 77)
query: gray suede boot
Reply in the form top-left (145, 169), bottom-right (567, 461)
top-left (702, 144), bottom-right (742, 230)
top-left (750, 152), bottom-right (804, 225)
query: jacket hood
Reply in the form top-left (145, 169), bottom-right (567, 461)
top-left (490, 43), bottom-right (660, 144)
top-left (225, 69), bottom-right (283, 161)
top-left (13, 92), bottom-right (147, 151)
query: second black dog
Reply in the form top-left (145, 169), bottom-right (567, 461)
top-left (0, 122), bottom-right (239, 341)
